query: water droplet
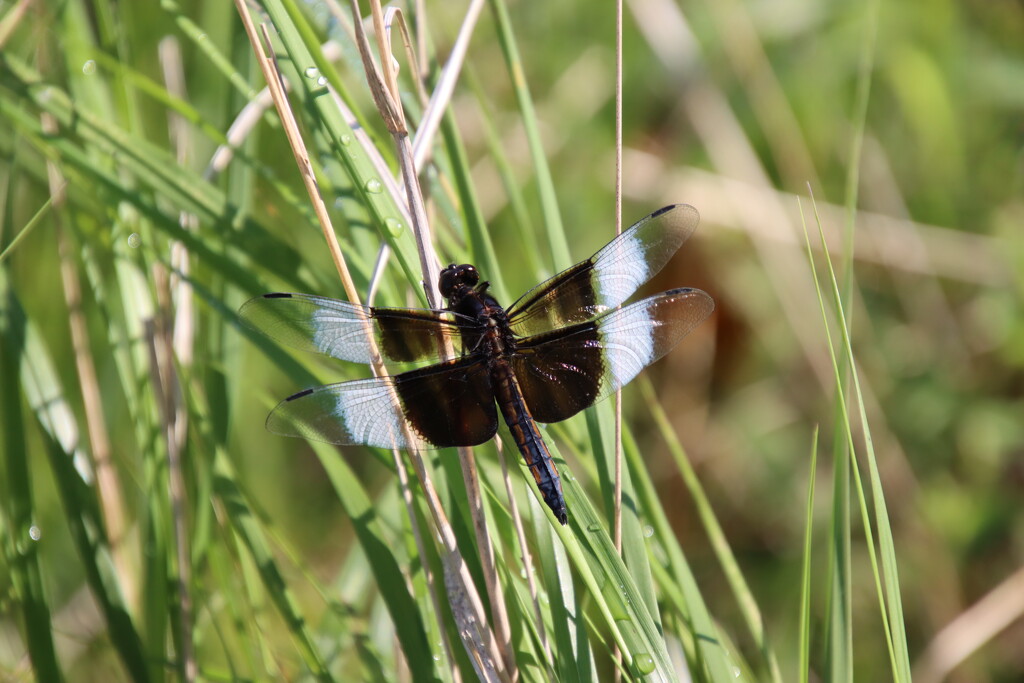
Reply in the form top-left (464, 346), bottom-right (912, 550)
top-left (304, 66), bottom-right (319, 79)
top-left (339, 134), bottom-right (352, 146)
top-left (29, 526), bottom-right (41, 541)
top-left (316, 75), bottom-right (327, 87)
top-left (432, 653), bottom-right (441, 662)
top-left (196, 33), bottom-right (208, 42)
top-left (81, 60), bottom-right (96, 75)
top-left (364, 178), bottom-right (382, 194)
top-left (586, 522), bottom-right (602, 533)
top-left (633, 652), bottom-right (655, 675)
top-left (127, 233), bottom-right (141, 248)
top-left (643, 525), bottom-right (654, 538)
top-left (384, 218), bottom-right (403, 236)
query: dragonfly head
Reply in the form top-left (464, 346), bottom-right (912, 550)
top-left (439, 263), bottom-right (479, 298)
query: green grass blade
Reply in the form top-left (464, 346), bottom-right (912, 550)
top-left (3, 278), bottom-right (150, 682)
top-left (620, 425), bottom-right (739, 682)
top-left (555, 454), bottom-right (678, 681)
top-left (798, 427), bottom-right (819, 683)
top-left (800, 199), bottom-right (911, 681)
top-left (210, 449), bottom-right (334, 681)
top-left (808, 204), bottom-right (913, 681)
top-left (486, 0), bottom-right (570, 270)
top-left (0, 275), bottom-right (64, 683)
top-left (585, 402), bottom-right (661, 633)
top-left (532, 503), bottom-right (596, 683)
top-left (307, 441), bottom-right (439, 679)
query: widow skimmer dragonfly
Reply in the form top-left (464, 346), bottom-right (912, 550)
top-left (240, 204), bottom-right (714, 525)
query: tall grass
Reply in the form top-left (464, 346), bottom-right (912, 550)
top-left (2, 0), bottom-right (1022, 681)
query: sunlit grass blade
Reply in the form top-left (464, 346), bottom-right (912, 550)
top-left (304, 440), bottom-right (441, 678)
top-left (486, 0), bottom-right (570, 270)
top-left (555, 452), bottom-right (678, 681)
top-left (585, 402), bottom-right (660, 631)
top-left (620, 423), bottom-right (741, 682)
top-left (257, 0), bottom-right (428, 295)
top-left (532, 503), bottom-right (596, 683)
top-left (824, 412), bottom-right (852, 681)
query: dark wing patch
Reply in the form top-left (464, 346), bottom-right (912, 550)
top-left (265, 356), bottom-right (497, 450)
top-left (506, 204), bottom-right (699, 337)
top-left (513, 288), bottom-right (714, 423)
top-left (239, 292), bottom-right (467, 364)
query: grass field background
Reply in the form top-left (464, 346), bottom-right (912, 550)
top-left (1, 0), bottom-right (1022, 681)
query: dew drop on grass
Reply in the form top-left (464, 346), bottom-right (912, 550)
top-left (127, 233), bottom-right (141, 248)
top-left (632, 652), bottom-right (655, 675)
top-left (365, 178), bottom-right (382, 194)
top-left (29, 526), bottom-right (41, 541)
top-left (304, 66), bottom-right (319, 79)
top-left (385, 218), bottom-right (403, 236)
top-left (82, 60), bottom-right (96, 75)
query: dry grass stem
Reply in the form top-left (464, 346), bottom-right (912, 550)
top-left (44, 116), bottom-right (134, 609)
top-left (144, 285), bottom-right (195, 682)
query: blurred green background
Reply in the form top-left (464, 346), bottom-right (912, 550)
top-left (1, 0), bottom-right (1022, 681)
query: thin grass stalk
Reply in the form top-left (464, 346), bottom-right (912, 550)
top-left (612, 19), bottom-right (624, 683)
top-left (798, 427), bottom-right (819, 683)
top-left (0, 195), bottom-right (53, 265)
top-left (0, 0), bottom-right (33, 48)
top-left (158, 49), bottom-right (200, 679)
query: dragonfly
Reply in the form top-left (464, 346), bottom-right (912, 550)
top-left (239, 204), bottom-right (714, 524)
